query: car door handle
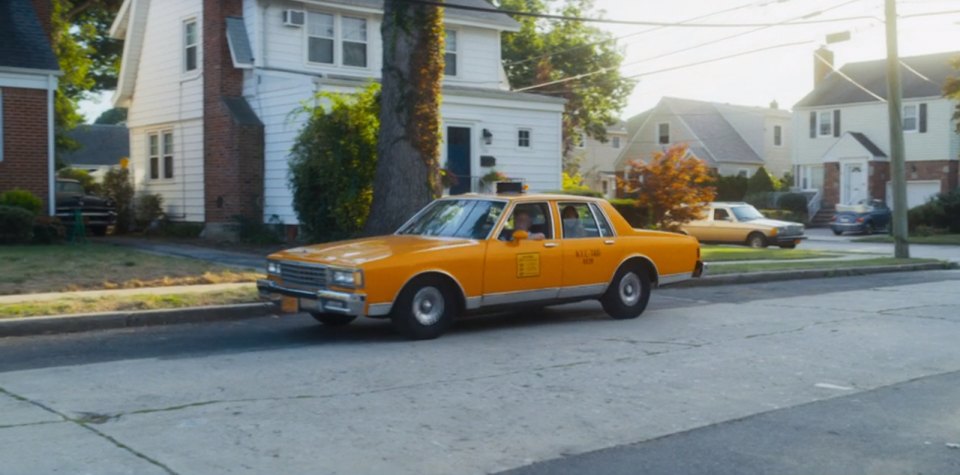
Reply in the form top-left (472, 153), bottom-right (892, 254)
top-left (604, 240), bottom-right (615, 245)
top-left (544, 242), bottom-right (558, 248)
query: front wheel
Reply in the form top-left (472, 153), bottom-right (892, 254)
top-left (310, 312), bottom-right (356, 327)
top-left (747, 232), bottom-right (768, 248)
top-left (390, 276), bottom-right (455, 340)
top-left (863, 223), bottom-right (874, 235)
top-left (601, 265), bottom-right (652, 320)
top-left (779, 244), bottom-right (797, 249)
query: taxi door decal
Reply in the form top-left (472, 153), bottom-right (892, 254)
top-left (516, 252), bottom-right (541, 278)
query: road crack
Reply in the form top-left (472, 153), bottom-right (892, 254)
top-left (0, 386), bottom-right (180, 475)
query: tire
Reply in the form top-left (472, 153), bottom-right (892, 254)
top-left (90, 225), bottom-right (108, 237)
top-left (747, 232), bottom-right (767, 248)
top-left (310, 312), bottom-right (356, 327)
top-left (390, 276), bottom-right (455, 340)
top-left (863, 223), bottom-right (874, 235)
top-left (779, 244), bottom-right (797, 249)
top-left (832, 229), bottom-right (843, 236)
top-left (600, 264), bottom-right (652, 320)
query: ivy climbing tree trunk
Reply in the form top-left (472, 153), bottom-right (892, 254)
top-left (364, 0), bottom-right (445, 235)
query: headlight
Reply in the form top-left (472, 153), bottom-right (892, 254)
top-left (266, 260), bottom-right (281, 275)
top-left (331, 268), bottom-right (363, 288)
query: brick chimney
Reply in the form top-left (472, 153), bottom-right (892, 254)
top-left (814, 46), bottom-right (834, 86)
top-left (30, 0), bottom-right (53, 38)
top-left (202, 0), bottom-right (265, 239)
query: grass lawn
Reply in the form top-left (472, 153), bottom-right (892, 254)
top-left (701, 246), bottom-right (842, 262)
top-left (709, 257), bottom-right (944, 275)
top-left (0, 244), bottom-right (262, 295)
top-left (0, 287), bottom-right (258, 319)
top-left (853, 234), bottom-right (960, 246)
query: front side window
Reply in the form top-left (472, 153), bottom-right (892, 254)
top-left (444, 30), bottom-right (458, 76)
top-left (498, 202), bottom-right (552, 241)
top-left (341, 17), bottom-right (367, 67)
top-left (148, 133), bottom-right (160, 179)
top-left (658, 123), bottom-right (670, 144)
top-left (818, 110), bottom-right (832, 136)
top-left (559, 202), bottom-right (602, 239)
top-left (902, 104), bottom-right (918, 132)
top-left (307, 12), bottom-right (335, 64)
top-left (518, 129), bottom-right (531, 148)
top-left (398, 199), bottom-right (505, 239)
top-left (184, 20), bottom-right (198, 72)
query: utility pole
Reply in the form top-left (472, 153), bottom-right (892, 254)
top-left (884, 0), bottom-right (910, 258)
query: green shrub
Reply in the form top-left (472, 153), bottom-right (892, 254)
top-left (0, 189), bottom-right (43, 215)
top-left (102, 168), bottom-right (135, 234)
top-left (712, 175), bottom-right (749, 201)
top-left (233, 214), bottom-right (284, 245)
top-left (609, 198), bottom-right (650, 228)
top-left (0, 205), bottom-right (35, 244)
top-left (744, 192), bottom-right (776, 209)
top-left (759, 209), bottom-right (805, 223)
top-left (777, 192), bottom-right (809, 216)
top-left (153, 220), bottom-right (204, 239)
top-left (135, 194), bottom-right (165, 230)
top-left (289, 83), bottom-right (379, 242)
top-left (938, 187), bottom-right (960, 233)
top-left (907, 201), bottom-right (945, 233)
top-left (58, 168), bottom-right (101, 194)
top-left (32, 216), bottom-right (66, 244)
top-left (747, 166), bottom-right (776, 193)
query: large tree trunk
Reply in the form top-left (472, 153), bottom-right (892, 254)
top-left (364, 0), bottom-right (444, 235)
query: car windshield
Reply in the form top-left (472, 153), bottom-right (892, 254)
top-left (731, 205), bottom-right (765, 222)
top-left (57, 182), bottom-right (84, 194)
top-left (397, 199), bottom-right (506, 239)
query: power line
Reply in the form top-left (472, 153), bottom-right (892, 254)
top-left (504, 0), bottom-right (764, 67)
top-left (399, 0), bottom-right (880, 27)
top-left (515, 0), bottom-right (862, 92)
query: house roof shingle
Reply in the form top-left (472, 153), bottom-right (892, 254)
top-left (661, 97), bottom-right (765, 166)
top-left (60, 124), bottom-right (130, 167)
top-left (795, 50), bottom-right (960, 108)
top-left (0, 0), bottom-right (60, 72)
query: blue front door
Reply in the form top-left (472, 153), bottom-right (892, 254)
top-left (447, 127), bottom-right (471, 195)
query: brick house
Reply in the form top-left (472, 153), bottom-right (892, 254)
top-left (0, 0), bottom-right (60, 215)
top-left (792, 49), bottom-right (960, 214)
top-left (109, 0), bottom-right (565, 238)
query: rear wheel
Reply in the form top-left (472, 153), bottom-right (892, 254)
top-left (863, 222), bottom-right (874, 235)
top-left (390, 276), bottom-right (455, 340)
top-left (310, 313), bottom-right (356, 327)
top-left (747, 232), bottom-right (767, 248)
top-left (601, 264), bottom-right (652, 320)
top-left (832, 229), bottom-right (843, 236)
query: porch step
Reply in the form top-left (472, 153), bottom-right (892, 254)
top-left (809, 206), bottom-right (836, 228)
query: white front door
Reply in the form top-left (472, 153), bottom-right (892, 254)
top-left (841, 161), bottom-right (867, 205)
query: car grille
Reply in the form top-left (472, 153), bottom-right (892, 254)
top-left (781, 225), bottom-right (804, 236)
top-left (280, 262), bottom-right (327, 288)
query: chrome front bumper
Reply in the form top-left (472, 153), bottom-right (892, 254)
top-left (257, 279), bottom-right (367, 316)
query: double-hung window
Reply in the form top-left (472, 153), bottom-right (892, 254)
top-left (148, 131), bottom-right (174, 180)
top-left (657, 123), bottom-right (670, 144)
top-left (518, 129), bottom-right (531, 148)
top-left (818, 111), bottom-right (832, 136)
top-left (444, 30), bottom-right (458, 76)
top-left (307, 12), bottom-right (335, 64)
top-left (612, 136), bottom-right (621, 149)
top-left (341, 16), bottom-right (368, 67)
top-left (184, 19), bottom-right (199, 72)
top-left (902, 104), bottom-right (918, 132)
top-left (773, 125), bottom-right (782, 146)
top-left (162, 132), bottom-right (174, 179)
top-left (149, 134), bottom-right (160, 179)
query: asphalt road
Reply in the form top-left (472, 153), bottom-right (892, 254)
top-left (1, 270), bottom-right (959, 475)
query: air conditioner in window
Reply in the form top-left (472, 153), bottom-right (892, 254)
top-left (283, 10), bottom-right (305, 27)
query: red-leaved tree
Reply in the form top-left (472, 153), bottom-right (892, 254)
top-left (619, 145), bottom-right (716, 230)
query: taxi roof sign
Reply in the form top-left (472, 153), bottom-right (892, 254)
top-left (495, 181), bottom-right (524, 194)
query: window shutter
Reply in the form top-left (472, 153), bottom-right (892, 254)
top-left (833, 109), bottom-right (841, 137)
top-left (919, 103), bottom-right (927, 133)
top-left (809, 111), bottom-right (816, 138)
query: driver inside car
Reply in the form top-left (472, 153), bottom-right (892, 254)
top-left (499, 208), bottom-right (546, 241)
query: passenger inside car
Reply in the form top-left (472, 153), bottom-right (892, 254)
top-left (561, 205), bottom-right (586, 238)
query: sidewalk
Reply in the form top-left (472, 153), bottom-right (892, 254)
top-left (97, 237), bottom-right (266, 270)
top-left (0, 282), bottom-right (255, 305)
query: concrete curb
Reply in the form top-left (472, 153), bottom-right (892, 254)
top-left (675, 261), bottom-right (957, 288)
top-left (0, 303), bottom-right (276, 338)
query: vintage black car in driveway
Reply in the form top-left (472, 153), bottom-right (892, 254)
top-left (55, 179), bottom-right (116, 236)
top-left (831, 200), bottom-right (892, 235)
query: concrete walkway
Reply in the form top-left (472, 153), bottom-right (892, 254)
top-left (0, 282), bottom-right (255, 305)
top-left (96, 237), bottom-right (266, 270)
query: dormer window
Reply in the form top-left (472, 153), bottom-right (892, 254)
top-left (444, 30), bottom-right (458, 76)
top-left (184, 19), bottom-right (199, 72)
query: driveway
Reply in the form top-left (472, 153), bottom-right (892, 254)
top-left (803, 227), bottom-right (960, 263)
top-left (1, 270), bottom-right (959, 474)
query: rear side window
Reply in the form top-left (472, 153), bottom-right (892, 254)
top-left (589, 203), bottom-right (614, 237)
top-left (558, 202), bottom-right (602, 239)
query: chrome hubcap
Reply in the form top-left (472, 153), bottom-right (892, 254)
top-left (412, 286), bottom-right (444, 326)
top-left (619, 272), bottom-right (642, 306)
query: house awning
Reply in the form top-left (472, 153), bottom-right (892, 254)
top-left (226, 17), bottom-right (254, 69)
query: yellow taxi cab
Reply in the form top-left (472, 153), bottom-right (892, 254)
top-left (258, 192), bottom-right (705, 339)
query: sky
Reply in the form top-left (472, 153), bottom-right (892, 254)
top-left (77, 0), bottom-right (960, 123)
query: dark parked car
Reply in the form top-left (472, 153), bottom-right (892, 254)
top-left (831, 200), bottom-right (891, 235)
top-left (55, 178), bottom-right (116, 236)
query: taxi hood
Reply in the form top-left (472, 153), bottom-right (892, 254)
top-left (269, 235), bottom-right (477, 268)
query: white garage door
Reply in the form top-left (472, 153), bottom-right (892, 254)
top-left (886, 180), bottom-right (941, 209)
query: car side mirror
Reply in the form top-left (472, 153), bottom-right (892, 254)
top-left (512, 230), bottom-right (530, 241)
